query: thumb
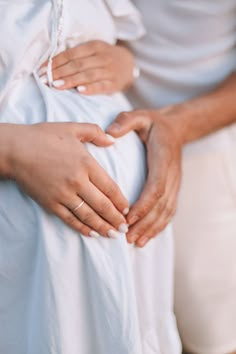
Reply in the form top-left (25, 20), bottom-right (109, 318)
top-left (106, 110), bottom-right (152, 138)
top-left (76, 123), bottom-right (115, 146)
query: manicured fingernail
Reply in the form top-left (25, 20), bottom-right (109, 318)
top-left (118, 223), bottom-right (129, 233)
top-left (129, 215), bottom-right (139, 225)
top-left (106, 134), bottom-right (116, 143)
top-left (89, 231), bottom-right (100, 239)
top-left (53, 80), bottom-right (65, 88)
top-left (108, 230), bottom-right (120, 239)
top-left (77, 85), bottom-right (86, 93)
top-left (40, 75), bottom-right (48, 84)
top-left (123, 208), bottom-right (130, 216)
top-left (138, 236), bottom-right (149, 247)
top-left (38, 66), bottom-right (47, 77)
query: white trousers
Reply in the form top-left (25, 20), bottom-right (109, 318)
top-left (173, 124), bottom-right (236, 354)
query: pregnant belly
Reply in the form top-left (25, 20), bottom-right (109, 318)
top-left (0, 75), bottom-right (147, 232)
top-left (0, 77), bottom-right (146, 299)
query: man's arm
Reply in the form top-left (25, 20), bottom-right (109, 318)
top-left (107, 72), bottom-right (236, 247)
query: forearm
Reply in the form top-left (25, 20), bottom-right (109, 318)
top-left (164, 72), bottom-right (236, 145)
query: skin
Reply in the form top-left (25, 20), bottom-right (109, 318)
top-left (39, 40), bottom-right (135, 94)
top-left (42, 40), bottom-right (236, 250)
top-left (0, 122), bottom-right (129, 238)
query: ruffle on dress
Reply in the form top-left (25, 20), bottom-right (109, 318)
top-left (104, 0), bottom-right (146, 40)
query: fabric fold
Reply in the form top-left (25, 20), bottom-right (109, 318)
top-left (104, 0), bottom-right (146, 40)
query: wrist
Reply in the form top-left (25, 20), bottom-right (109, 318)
top-left (0, 124), bottom-right (21, 179)
top-left (157, 102), bottom-right (198, 145)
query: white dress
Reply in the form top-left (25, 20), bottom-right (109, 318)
top-left (128, 1), bottom-right (236, 353)
top-left (0, 1), bottom-right (181, 354)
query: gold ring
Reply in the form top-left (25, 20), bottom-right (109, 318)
top-left (72, 200), bottom-right (85, 212)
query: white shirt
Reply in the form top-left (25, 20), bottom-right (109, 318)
top-left (128, 0), bottom-right (236, 108)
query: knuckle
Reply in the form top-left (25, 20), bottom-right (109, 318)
top-left (105, 183), bottom-right (118, 198)
top-left (98, 200), bottom-right (110, 214)
top-left (136, 204), bottom-right (150, 218)
top-left (151, 184), bottom-right (165, 200)
top-left (66, 170), bottom-right (87, 190)
top-left (119, 111), bottom-right (130, 120)
top-left (64, 213), bottom-right (78, 227)
top-left (81, 211), bottom-right (94, 226)
top-left (92, 123), bottom-right (103, 136)
top-left (96, 222), bottom-right (109, 236)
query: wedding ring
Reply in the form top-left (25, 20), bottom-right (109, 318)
top-left (72, 200), bottom-right (85, 212)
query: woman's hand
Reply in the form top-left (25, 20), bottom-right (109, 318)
top-left (107, 107), bottom-right (183, 247)
top-left (1, 122), bottom-right (129, 239)
top-left (39, 40), bottom-right (135, 95)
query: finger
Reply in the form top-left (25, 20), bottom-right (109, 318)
top-left (52, 68), bottom-right (110, 90)
top-left (76, 80), bottom-right (116, 95)
top-left (135, 212), bottom-right (172, 248)
top-left (41, 40), bottom-right (108, 71)
top-left (67, 197), bottom-right (123, 239)
top-left (51, 56), bottom-right (108, 82)
top-left (129, 169), bottom-right (180, 246)
top-left (55, 204), bottom-right (92, 236)
top-left (126, 205), bottom-right (169, 246)
top-left (126, 156), bottom-right (168, 226)
top-left (106, 111), bottom-right (152, 138)
top-left (89, 164), bottom-right (129, 216)
top-left (76, 123), bottom-right (115, 146)
top-left (79, 182), bottom-right (128, 232)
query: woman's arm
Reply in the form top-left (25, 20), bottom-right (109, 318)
top-left (107, 72), bottom-right (236, 246)
top-left (0, 122), bottom-right (129, 238)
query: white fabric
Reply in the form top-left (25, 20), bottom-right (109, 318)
top-left (0, 1), bottom-right (181, 354)
top-left (127, 0), bottom-right (236, 353)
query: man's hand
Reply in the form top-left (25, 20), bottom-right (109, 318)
top-left (2, 122), bottom-right (129, 239)
top-left (107, 108), bottom-right (183, 247)
top-left (39, 40), bottom-right (135, 95)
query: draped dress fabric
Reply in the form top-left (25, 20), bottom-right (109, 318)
top-left (0, 1), bottom-right (181, 354)
top-left (127, 1), bottom-right (236, 353)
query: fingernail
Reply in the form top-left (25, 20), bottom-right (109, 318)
top-left (108, 230), bottom-right (120, 239)
top-left (108, 123), bottom-right (121, 132)
top-left (129, 215), bottom-right (139, 225)
top-left (118, 223), bottom-right (129, 233)
top-left (123, 207), bottom-right (130, 216)
top-left (138, 236), bottom-right (149, 247)
top-left (38, 66), bottom-right (47, 77)
top-left (40, 75), bottom-right (48, 84)
top-left (53, 80), bottom-right (65, 88)
top-left (89, 230), bottom-right (100, 239)
top-left (106, 134), bottom-right (116, 143)
top-left (77, 85), bottom-right (86, 93)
